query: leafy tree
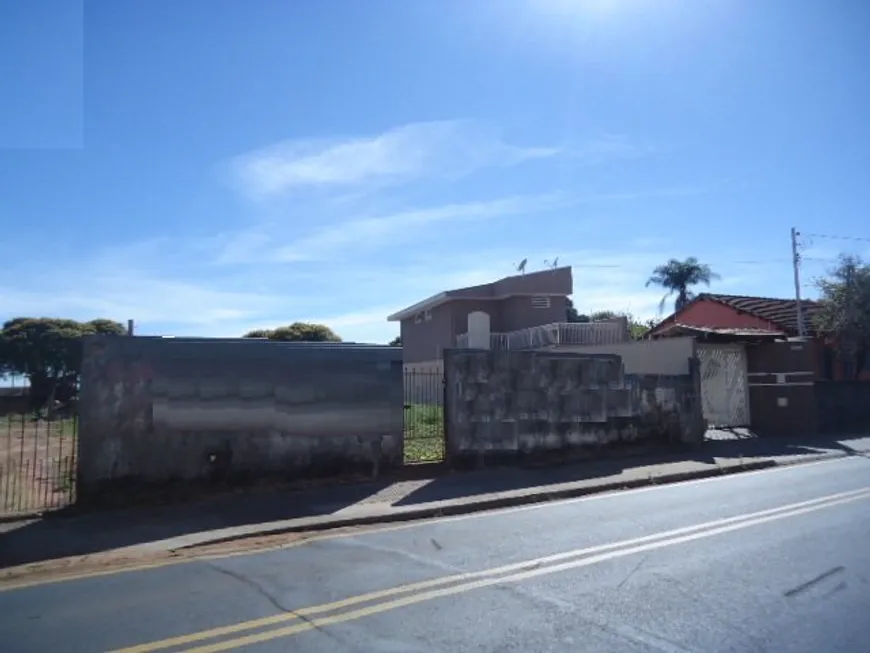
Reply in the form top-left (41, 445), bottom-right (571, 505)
top-left (646, 257), bottom-right (720, 313)
top-left (0, 317), bottom-right (126, 413)
top-left (565, 298), bottom-right (590, 323)
top-left (242, 322), bottom-right (341, 342)
top-left (389, 336), bottom-right (401, 346)
top-left (814, 255), bottom-right (870, 379)
top-left (242, 329), bottom-right (271, 338)
top-left (591, 310), bottom-right (655, 339)
top-left (565, 304), bottom-right (654, 340)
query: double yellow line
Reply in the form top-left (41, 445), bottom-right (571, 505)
top-left (114, 486), bottom-right (870, 653)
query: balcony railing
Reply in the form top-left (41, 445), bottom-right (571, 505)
top-left (455, 320), bottom-right (629, 350)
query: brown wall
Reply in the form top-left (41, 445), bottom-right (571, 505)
top-left (816, 381), bottom-right (870, 434)
top-left (400, 295), bottom-right (570, 364)
top-left (499, 295), bottom-right (567, 331)
top-left (492, 266), bottom-right (573, 297)
top-left (400, 303), bottom-right (454, 364)
top-left (449, 299), bottom-right (504, 339)
top-left (746, 340), bottom-right (818, 435)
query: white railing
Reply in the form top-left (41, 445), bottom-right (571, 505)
top-left (456, 320), bottom-right (629, 350)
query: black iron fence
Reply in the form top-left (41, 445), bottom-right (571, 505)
top-left (403, 370), bottom-right (446, 464)
top-left (1, 410), bottom-right (78, 518)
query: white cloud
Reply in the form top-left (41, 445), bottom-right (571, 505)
top-left (566, 133), bottom-right (654, 166)
top-left (3, 120), bottom-right (682, 343)
top-left (270, 194), bottom-right (568, 262)
top-left (230, 120), bottom-right (561, 198)
top-left (0, 271), bottom-right (290, 334)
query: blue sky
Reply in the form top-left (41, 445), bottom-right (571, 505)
top-left (1, 0), bottom-right (869, 343)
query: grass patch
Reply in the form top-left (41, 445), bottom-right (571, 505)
top-left (404, 403), bottom-right (445, 464)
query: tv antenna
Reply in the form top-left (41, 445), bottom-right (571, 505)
top-left (515, 258), bottom-right (527, 274)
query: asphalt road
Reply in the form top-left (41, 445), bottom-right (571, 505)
top-left (2, 456), bottom-right (870, 653)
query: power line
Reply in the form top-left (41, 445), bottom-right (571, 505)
top-left (567, 257), bottom-right (835, 270)
top-left (800, 232), bottom-right (870, 244)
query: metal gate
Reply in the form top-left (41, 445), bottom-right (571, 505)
top-left (697, 344), bottom-right (750, 427)
top-left (402, 369), bottom-right (446, 464)
top-left (1, 410), bottom-right (78, 517)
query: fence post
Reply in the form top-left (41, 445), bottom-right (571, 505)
top-left (442, 351), bottom-right (451, 465)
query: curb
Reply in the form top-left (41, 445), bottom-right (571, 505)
top-left (170, 453), bottom-right (851, 552)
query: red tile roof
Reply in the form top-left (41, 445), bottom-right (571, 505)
top-left (701, 293), bottom-right (821, 335)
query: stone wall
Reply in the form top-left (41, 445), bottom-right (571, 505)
top-left (77, 336), bottom-right (403, 503)
top-left (815, 381), bottom-right (870, 434)
top-left (444, 349), bottom-right (704, 461)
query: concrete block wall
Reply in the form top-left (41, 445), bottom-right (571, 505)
top-left (443, 349), bottom-right (704, 461)
top-left (77, 336), bottom-right (403, 503)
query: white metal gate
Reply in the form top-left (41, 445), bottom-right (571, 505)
top-left (697, 344), bottom-right (750, 427)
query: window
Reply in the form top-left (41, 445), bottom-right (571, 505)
top-left (532, 296), bottom-right (551, 309)
top-left (424, 309), bottom-right (432, 321)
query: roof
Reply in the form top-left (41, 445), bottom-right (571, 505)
top-left (654, 323), bottom-right (786, 339)
top-left (652, 293), bottom-right (821, 337)
top-left (701, 293), bottom-right (821, 335)
top-left (387, 266), bottom-right (573, 322)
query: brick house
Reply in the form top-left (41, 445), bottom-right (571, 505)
top-left (648, 293), bottom-right (869, 432)
top-left (649, 293), bottom-right (818, 340)
top-left (387, 266), bottom-right (574, 373)
top-left (648, 292), bottom-right (868, 381)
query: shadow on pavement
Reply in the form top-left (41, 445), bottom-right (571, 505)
top-left (1, 434), bottom-right (865, 569)
top-left (392, 435), bottom-right (848, 507)
top-left (0, 479), bottom-right (396, 569)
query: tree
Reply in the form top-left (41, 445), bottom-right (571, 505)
top-left (242, 322), bottom-right (341, 342)
top-left (591, 310), bottom-right (655, 339)
top-left (565, 304), bottom-right (653, 339)
top-left (565, 298), bottom-right (590, 323)
top-left (646, 257), bottom-right (720, 313)
top-left (0, 317), bottom-right (126, 413)
top-left (814, 255), bottom-right (870, 379)
top-left (590, 310), bottom-right (618, 321)
top-left (389, 336), bottom-right (401, 346)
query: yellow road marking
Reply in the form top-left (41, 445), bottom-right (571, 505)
top-left (177, 488), bottom-right (870, 653)
top-left (0, 457), bottom-right (847, 593)
top-left (111, 486), bottom-right (870, 653)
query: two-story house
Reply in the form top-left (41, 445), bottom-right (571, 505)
top-left (387, 266), bottom-right (574, 373)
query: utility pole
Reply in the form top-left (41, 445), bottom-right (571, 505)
top-left (791, 227), bottom-right (805, 337)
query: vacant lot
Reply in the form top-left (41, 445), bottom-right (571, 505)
top-left (404, 403), bottom-right (445, 463)
top-left (0, 416), bottom-right (78, 516)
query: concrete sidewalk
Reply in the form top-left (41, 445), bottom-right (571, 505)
top-left (2, 434), bottom-right (869, 570)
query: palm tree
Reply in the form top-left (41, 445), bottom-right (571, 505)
top-left (646, 257), bottom-right (720, 313)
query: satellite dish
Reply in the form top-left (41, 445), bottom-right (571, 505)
top-left (516, 258), bottom-right (527, 274)
top-left (544, 257), bottom-right (559, 270)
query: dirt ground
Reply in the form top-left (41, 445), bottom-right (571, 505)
top-left (0, 418), bottom-right (77, 516)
